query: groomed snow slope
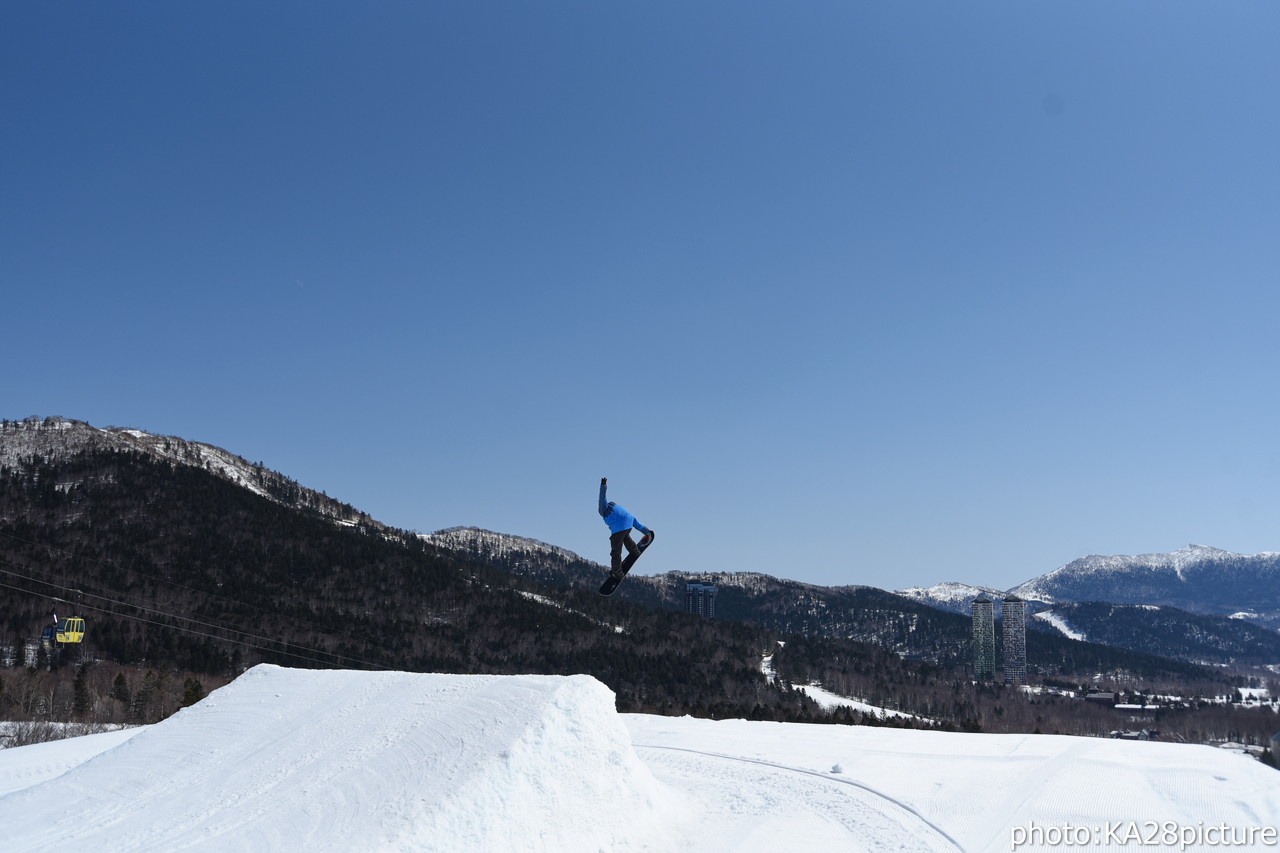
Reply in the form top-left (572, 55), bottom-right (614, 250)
top-left (626, 716), bottom-right (1280, 852)
top-left (1, 665), bottom-right (1276, 853)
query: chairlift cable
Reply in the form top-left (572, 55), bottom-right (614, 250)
top-left (0, 558), bottom-right (394, 671)
top-left (0, 528), bottom-right (387, 654)
top-left (0, 577), bottom-right (390, 671)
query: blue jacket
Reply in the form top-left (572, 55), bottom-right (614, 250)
top-left (599, 482), bottom-right (650, 535)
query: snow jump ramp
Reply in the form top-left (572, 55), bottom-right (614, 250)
top-left (0, 665), bottom-right (676, 852)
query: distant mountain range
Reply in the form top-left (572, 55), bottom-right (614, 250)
top-left (427, 526), bottom-right (977, 662)
top-left (422, 527), bottom-right (1271, 677)
top-left (4, 416), bottom-right (1274, 683)
top-left (1012, 545), bottom-right (1280, 628)
top-left (898, 544), bottom-right (1280, 636)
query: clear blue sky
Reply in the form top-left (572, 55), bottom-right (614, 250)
top-left (4, 2), bottom-right (1278, 591)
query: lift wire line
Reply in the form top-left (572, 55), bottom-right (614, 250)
top-left (0, 559), bottom-right (393, 672)
top-left (0, 556), bottom-right (308, 655)
top-left (0, 578), bottom-right (376, 671)
top-left (0, 576), bottom-right (391, 671)
top-left (0, 527), bottom-right (389, 653)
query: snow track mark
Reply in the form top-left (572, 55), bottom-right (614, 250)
top-left (635, 743), bottom-right (962, 853)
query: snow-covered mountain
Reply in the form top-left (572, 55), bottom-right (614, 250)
top-left (1009, 544), bottom-right (1280, 631)
top-left (897, 545), bottom-right (1280, 634)
top-left (422, 526), bottom-right (590, 567)
top-left (1012, 544), bottom-right (1257, 600)
top-left (0, 416), bottom-right (373, 530)
top-left (896, 581), bottom-right (1006, 615)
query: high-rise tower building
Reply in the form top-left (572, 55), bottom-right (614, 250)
top-left (686, 583), bottom-right (718, 619)
top-left (1002, 596), bottom-right (1027, 684)
top-left (972, 596), bottom-right (996, 681)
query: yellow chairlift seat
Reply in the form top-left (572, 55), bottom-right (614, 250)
top-left (56, 617), bottom-right (86, 643)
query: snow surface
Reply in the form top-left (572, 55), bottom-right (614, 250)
top-left (1033, 609), bottom-right (1087, 641)
top-left (422, 527), bottom-right (588, 565)
top-left (515, 589), bottom-right (626, 634)
top-left (762, 649), bottom-right (916, 720)
top-left (0, 726), bottom-right (141, 798)
top-left (794, 682), bottom-right (918, 719)
top-left (1, 665), bottom-right (1277, 853)
top-left (896, 581), bottom-right (1005, 611)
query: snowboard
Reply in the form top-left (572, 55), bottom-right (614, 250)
top-left (598, 531), bottom-right (653, 596)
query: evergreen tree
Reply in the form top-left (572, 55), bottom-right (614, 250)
top-left (181, 678), bottom-right (206, 708)
top-left (132, 671), bottom-right (160, 723)
top-left (73, 665), bottom-right (92, 717)
top-left (109, 673), bottom-right (131, 708)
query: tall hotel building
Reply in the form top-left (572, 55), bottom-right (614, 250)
top-left (1001, 595), bottom-right (1027, 684)
top-left (686, 583), bottom-right (718, 619)
top-left (971, 596), bottom-right (996, 681)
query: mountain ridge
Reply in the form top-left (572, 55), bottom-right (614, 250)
top-left (897, 544), bottom-right (1280, 635)
top-left (1, 420), bottom-right (848, 723)
top-left (4, 417), bottom-right (1273, 682)
top-left (1, 416), bottom-right (377, 531)
top-left (12, 418), bottom-right (1273, 634)
top-left (1009, 544), bottom-right (1280, 632)
top-left (425, 528), bottom-right (1276, 677)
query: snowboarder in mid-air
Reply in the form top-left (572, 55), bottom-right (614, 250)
top-left (598, 477), bottom-right (653, 595)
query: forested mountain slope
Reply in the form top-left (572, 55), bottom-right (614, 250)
top-left (0, 429), bottom-right (815, 720)
top-left (3, 418), bottom-right (1268, 743)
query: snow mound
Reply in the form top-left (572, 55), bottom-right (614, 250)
top-left (0, 665), bottom-right (675, 853)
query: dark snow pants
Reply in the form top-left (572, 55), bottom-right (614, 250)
top-left (609, 530), bottom-right (640, 576)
